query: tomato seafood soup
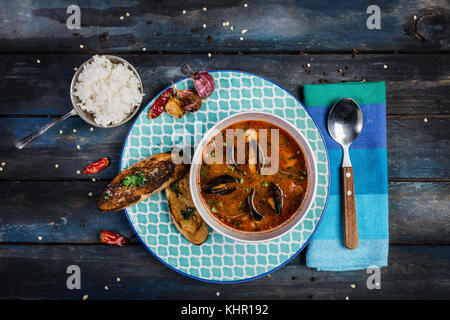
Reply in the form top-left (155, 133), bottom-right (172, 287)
top-left (199, 120), bottom-right (309, 232)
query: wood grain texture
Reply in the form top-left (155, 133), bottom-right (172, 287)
top-left (0, 181), bottom-right (448, 243)
top-left (1, 54), bottom-right (450, 116)
top-left (0, 0), bottom-right (449, 52)
top-left (0, 244), bottom-right (448, 299)
top-left (343, 167), bottom-right (358, 249)
top-left (1, 116), bottom-right (448, 180)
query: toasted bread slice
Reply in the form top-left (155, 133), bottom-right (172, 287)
top-left (98, 153), bottom-right (188, 211)
top-left (166, 172), bottom-right (209, 245)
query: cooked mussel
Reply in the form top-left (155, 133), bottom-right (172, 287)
top-left (225, 144), bottom-right (247, 176)
top-left (205, 174), bottom-right (238, 185)
top-left (247, 189), bottom-right (264, 221)
top-left (269, 182), bottom-right (283, 215)
top-left (203, 174), bottom-right (238, 195)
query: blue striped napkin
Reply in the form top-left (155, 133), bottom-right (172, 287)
top-left (304, 81), bottom-right (389, 271)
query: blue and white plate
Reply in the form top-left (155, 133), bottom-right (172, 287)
top-left (121, 71), bottom-right (330, 283)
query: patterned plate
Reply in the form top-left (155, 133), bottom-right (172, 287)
top-left (121, 71), bottom-right (330, 283)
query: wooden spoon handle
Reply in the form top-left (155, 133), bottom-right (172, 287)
top-left (342, 167), bottom-right (358, 249)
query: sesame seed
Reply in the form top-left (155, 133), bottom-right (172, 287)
top-left (36, 59), bottom-right (40, 64)
top-left (361, 78), bottom-right (367, 82)
top-left (79, 44), bottom-right (84, 49)
top-left (59, 130), bottom-right (63, 134)
top-left (240, 37), bottom-right (244, 41)
top-left (73, 129), bottom-right (77, 133)
top-left (116, 277), bottom-right (121, 282)
top-left (182, 10), bottom-right (186, 14)
top-left (125, 12), bottom-right (130, 16)
top-left (142, 47), bottom-right (146, 51)
top-left (350, 284), bottom-right (356, 288)
top-left (88, 192), bottom-right (93, 197)
top-left (120, 16), bottom-right (124, 20)
top-left (1, 162), bottom-right (5, 166)
top-left (208, 53), bottom-right (212, 58)
top-left (345, 296), bottom-right (349, 300)
top-left (77, 145), bottom-right (80, 150)
top-left (424, 117), bottom-right (428, 123)
top-left (82, 295), bottom-right (88, 300)
top-left (90, 127), bottom-right (94, 131)
top-left (92, 178), bottom-right (96, 182)
top-left (38, 236), bottom-right (43, 240)
top-left (202, 24), bottom-right (207, 28)
top-left (76, 170), bottom-right (81, 174)
top-left (203, 7), bottom-right (207, 11)
top-left (0, 168), bottom-right (3, 172)
top-left (244, 3), bottom-right (248, 7)
top-left (307, 63), bottom-right (311, 67)
top-left (216, 292), bottom-right (220, 296)
top-left (413, 15), bottom-right (417, 20)
top-left (55, 164), bottom-right (59, 168)
top-left (74, 67), bottom-right (77, 71)
top-left (241, 29), bottom-right (248, 34)
top-left (105, 285), bottom-right (109, 290)
top-left (383, 64), bottom-right (388, 69)
top-left (230, 26), bottom-right (234, 30)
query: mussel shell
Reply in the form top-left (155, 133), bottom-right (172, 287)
top-left (205, 174), bottom-right (238, 186)
top-left (247, 189), bottom-right (264, 221)
top-left (203, 184), bottom-right (237, 195)
top-left (269, 182), bottom-right (283, 215)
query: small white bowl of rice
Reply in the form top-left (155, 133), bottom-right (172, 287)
top-left (70, 55), bottom-right (144, 127)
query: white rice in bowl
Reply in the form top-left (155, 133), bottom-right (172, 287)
top-left (73, 55), bottom-right (143, 127)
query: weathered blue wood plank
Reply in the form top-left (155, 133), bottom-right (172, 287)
top-left (1, 54), bottom-right (449, 116)
top-left (0, 181), bottom-right (447, 243)
top-left (0, 244), bottom-right (448, 299)
top-left (0, 116), bottom-right (448, 180)
top-left (0, 0), bottom-right (448, 52)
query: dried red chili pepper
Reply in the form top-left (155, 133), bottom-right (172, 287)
top-left (148, 88), bottom-right (173, 119)
top-left (100, 230), bottom-right (126, 246)
top-left (82, 157), bottom-right (109, 174)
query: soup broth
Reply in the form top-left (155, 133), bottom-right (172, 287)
top-left (199, 120), bottom-right (308, 232)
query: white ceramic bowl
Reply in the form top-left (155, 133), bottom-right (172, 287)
top-left (189, 111), bottom-right (317, 242)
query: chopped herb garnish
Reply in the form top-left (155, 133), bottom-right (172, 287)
top-left (104, 195), bottom-right (110, 200)
top-left (239, 178), bottom-right (244, 184)
top-left (288, 155), bottom-right (297, 160)
top-left (211, 151), bottom-right (215, 157)
top-left (181, 207), bottom-right (195, 219)
top-left (218, 202), bottom-right (223, 207)
top-left (211, 207), bottom-right (218, 213)
top-left (229, 166), bottom-right (235, 171)
top-left (262, 182), bottom-right (269, 187)
top-left (208, 199), bottom-right (216, 205)
top-left (297, 150), bottom-right (300, 154)
top-left (122, 171), bottom-right (146, 187)
top-left (223, 142), bottom-right (227, 146)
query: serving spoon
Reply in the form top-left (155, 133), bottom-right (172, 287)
top-left (327, 98), bottom-right (363, 250)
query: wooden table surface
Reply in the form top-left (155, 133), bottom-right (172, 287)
top-left (0, 0), bottom-right (449, 300)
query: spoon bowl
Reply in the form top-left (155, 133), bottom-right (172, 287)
top-left (328, 98), bottom-right (363, 148)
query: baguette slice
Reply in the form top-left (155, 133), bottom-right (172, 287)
top-left (166, 172), bottom-right (209, 245)
top-left (98, 152), bottom-right (188, 211)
